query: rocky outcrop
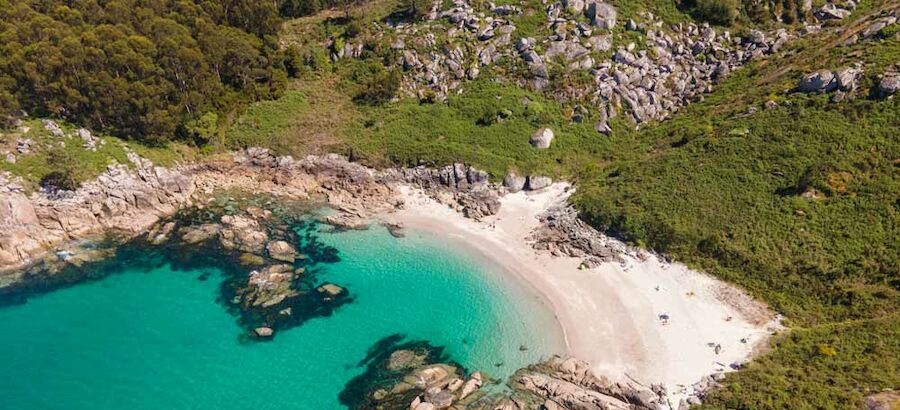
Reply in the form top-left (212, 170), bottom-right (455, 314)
top-left (511, 357), bottom-right (668, 410)
top-left (0, 153), bottom-right (193, 284)
top-left (394, 163), bottom-right (501, 220)
top-left (382, 0), bottom-right (799, 133)
top-left (239, 264), bottom-right (300, 309)
top-left (1, 148), bottom-right (507, 288)
top-left (531, 204), bottom-right (627, 268)
top-left (796, 65), bottom-right (863, 94)
top-left (369, 355), bottom-right (674, 410)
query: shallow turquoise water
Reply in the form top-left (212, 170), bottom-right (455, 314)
top-left (0, 224), bottom-right (565, 409)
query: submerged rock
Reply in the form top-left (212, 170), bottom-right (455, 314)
top-left (254, 326), bottom-right (274, 338)
top-left (318, 283), bottom-right (345, 298)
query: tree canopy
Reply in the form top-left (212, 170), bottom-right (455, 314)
top-left (0, 0), bottom-right (291, 143)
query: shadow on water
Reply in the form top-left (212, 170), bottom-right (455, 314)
top-left (338, 334), bottom-right (465, 410)
top-left (0, 201), bottom-right (355, 340)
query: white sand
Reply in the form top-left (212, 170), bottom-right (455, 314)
top-left (380, 183), bottom-right (779, 401)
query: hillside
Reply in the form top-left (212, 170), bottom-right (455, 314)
top-left (1, 0), bottom-right (899, 408)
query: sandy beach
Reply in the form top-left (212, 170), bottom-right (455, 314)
top-left (381, 183), bottom-right (780, 401)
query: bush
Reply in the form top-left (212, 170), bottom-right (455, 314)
top-left (693, 0), bottom-right (739, 26)
top-left (354, 70), bottom-right (402, 105)
top-left (40, 149), bottom-right (85, 192)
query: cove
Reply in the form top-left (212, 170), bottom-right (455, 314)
top-left (0, 222), bottom-right (565, 409)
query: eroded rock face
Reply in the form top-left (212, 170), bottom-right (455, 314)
top-left (0, 154), bottom-right (194, 279)
top-left (1, 149), bottom-right (508, 287)
top-left (510, 357), bottom-right (667, 410)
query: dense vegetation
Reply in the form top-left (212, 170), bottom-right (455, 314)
top-left (0, 0), bottom-right (291, 142)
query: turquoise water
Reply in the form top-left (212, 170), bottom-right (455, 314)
top-left (0, 224), bottom-right (565, 409)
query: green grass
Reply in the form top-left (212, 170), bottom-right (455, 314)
top-left (225, 91), bottom-right (310, 152)
top-left (346, 79), bottom-right (620, 178)
top-left (699, 315), bottom-right (900, 409)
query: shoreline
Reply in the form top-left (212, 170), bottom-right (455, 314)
top-left (381, 183), bottom-right (780, 402)
top-left (2, 149), bottom-right (781, 406)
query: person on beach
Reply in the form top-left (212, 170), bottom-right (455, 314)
top-left (659, 313), bottom-right (670, 325)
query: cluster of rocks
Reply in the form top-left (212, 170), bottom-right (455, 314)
top-left (530, 204), bottom-right (631, 269)
top-left (379, 0), bottom-right (802, 134)
top-left (0, 147), bottom-right (511, 288)
top-left (394, 0), bottom-right (522, 97)
top-left (381, 358), bottom-right (486, 410)
top-left (511, 357), bottom-right (669, 410)
top-left (42, 119), bottom-right (64, 137)
top-left (582, 18), bottom-right (793, 132)
top-left (796, 62), bottom-right (900, 100)
top-left (814, 1), bottom-right (855, 21)
top-left (393, 162), bottom-right (501, 220)
top-left (677, 372), bottom-right (726, 408)
top-left (372, 355), bottom-right (676, 410)
top-left (795, 64), bottom-right (864, 101)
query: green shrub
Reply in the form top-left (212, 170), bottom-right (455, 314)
top-left (40, 149), bottom-right (85, 192)
top-left (354, 70), bottom-right (402, 105)
top-left (693, 0), bottom-right (739, 26)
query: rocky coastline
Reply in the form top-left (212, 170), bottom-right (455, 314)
top-left (344, 337), bottom-right (688, 410)
top-left (0, 148), bottom-right (765, 409)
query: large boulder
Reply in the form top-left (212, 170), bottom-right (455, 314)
top-left (530, 128), bottom-right (555, 149)
top-left (266, 240), bottom-right (297, 262)
top-left (587, 2), bottom-right (617, 29)
top-left (815, 3), bottom-right (852, 20)
top-left (877, 72), bottom-right (900, 97)
top-left (503, 172), bottom-right (527, 192)
top-left (527, 176), bottom-right (552, 190)
top-left (834, 66), bottom-right (862, 91)
top-left (797, 70), bottom-right (837, 93)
